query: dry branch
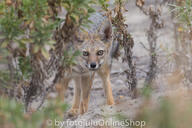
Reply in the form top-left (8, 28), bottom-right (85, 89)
top-left (24, 14), bottom-right (78, 112)
top-left (112, 0), bottom-right (137, 98)
top-left (136, 0), bottom-right (164, 86)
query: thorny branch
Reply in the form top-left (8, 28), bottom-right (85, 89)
top-left (0, 0), bottom-right (81, 112)
top-left (112, 0), bottom-right (137, 98)
top-left (136, 0), bottom-right (164, 86)
top-left (24, 14), bottom-right (78, 112)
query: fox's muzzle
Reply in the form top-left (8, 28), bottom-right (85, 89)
top-left (87, 62), bottom-right (99, 70)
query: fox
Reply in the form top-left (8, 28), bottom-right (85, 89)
top-left (56, 12), bottom-right (117, 115)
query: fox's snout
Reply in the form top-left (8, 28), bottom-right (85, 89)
top-left (90, 62), bottom-right (97, 69)
top-left (87, 62), bottom-right (99, 70)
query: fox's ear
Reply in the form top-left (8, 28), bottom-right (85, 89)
top-left (100, 21), bottom-right (112, 42)
top-left (74, 31), bottom-right (86, 43)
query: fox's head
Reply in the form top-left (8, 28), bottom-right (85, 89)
top-left (75, 21), bottom-right (112, 71)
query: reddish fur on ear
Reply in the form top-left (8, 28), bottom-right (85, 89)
top-left (100, 20), bottom-right (112, 42)
top-left (104, 24), bottom-right (112, 40)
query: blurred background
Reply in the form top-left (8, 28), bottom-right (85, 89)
top-left (0, 0), bottom-right (192, 128)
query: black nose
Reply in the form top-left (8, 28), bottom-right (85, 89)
top-left (90, 62), bottom-right (96, 68)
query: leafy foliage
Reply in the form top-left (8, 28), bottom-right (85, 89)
top-left (62, 0), bottom-right (96, 21)
top-left (98, 0), bottom-right (110, 11)
top-left (63, 49), bottom-right (81, 67)
top-left (0, 0), bottom-right (60, 55)
top-left (18, 56), bottom-right (32, 80)
top-left (170, 0), bottom-right (192, 29)
top-left (0, 0), bottom-right (97, 85)
top-left (0, 97), bottom-right (68, 128)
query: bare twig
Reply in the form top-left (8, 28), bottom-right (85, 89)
top-left (136, 0), bottom-right (164, 86)
top-left (24, 13), bottom-right (79, 112)
top-left (112, 0), bottom-right (137, 98)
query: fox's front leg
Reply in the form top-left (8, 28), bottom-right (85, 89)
top-left (68, 77), bottom-right (81, 116)
top-left (55, 78), bottom-right (71, 101)
top-left (80, 74), bottom-right (94, 114)
top-left (98, 63), bottom-right (114, 105)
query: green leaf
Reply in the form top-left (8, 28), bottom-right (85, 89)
top-left (20, 38), bottom-right (32, 44)
top-left (34, 45), bottom-right (40, 53)
top-left (88, 8), bottom-right (95, 13)
top-left (47, 40), bottom-right (56, 45)
top-left (73, 50), bottom-right (81, 57)
top-left (41, 47), bottom-right (50, 59)
top-left (1, 40), bottom-right (9, 48)
top-left (70, 13), bottom-right (79, 23)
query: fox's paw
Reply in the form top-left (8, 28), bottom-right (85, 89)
top-left (67, 108), bottom-right (79, 117)
top-left (80, 102), bottom-right (88, 115)
top-left (69, 108), bottom-right (79, 115)
top-left (107, 99), bottom-right (115, 105)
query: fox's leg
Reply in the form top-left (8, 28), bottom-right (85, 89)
top-left (80, 73), bottom-right (94, 114)
top-left (55, 78), bottom-right (71, 101)
top-left (68, 77), bottom-right (81, 115)
top-left (98, 63), bottom-right (114, 105)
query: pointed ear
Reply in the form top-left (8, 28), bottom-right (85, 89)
top-left (74, 31), bottom-right (86, 43)
top-left (100, 21), bottom-right (112, 42)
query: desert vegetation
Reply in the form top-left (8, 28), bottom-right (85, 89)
top-left (0, 0), bottom-right (192, 128)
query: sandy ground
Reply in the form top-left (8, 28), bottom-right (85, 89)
top-left (57, 1), bottom-right (184, 128)
top-left (1, 0), bottom-right (190, 128)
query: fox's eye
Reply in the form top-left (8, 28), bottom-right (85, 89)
top-left (97, 50), bottom-right (104, 56)
top-left (83, 51), bottom-right (89, 56)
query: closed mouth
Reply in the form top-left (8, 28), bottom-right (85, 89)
top-left (86, 64), bottom-right (101, 71)
top-left (89, 68), bottom-right (98, 71)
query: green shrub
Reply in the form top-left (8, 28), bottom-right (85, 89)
top-left (0, 97), bottom-right (68, 128)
